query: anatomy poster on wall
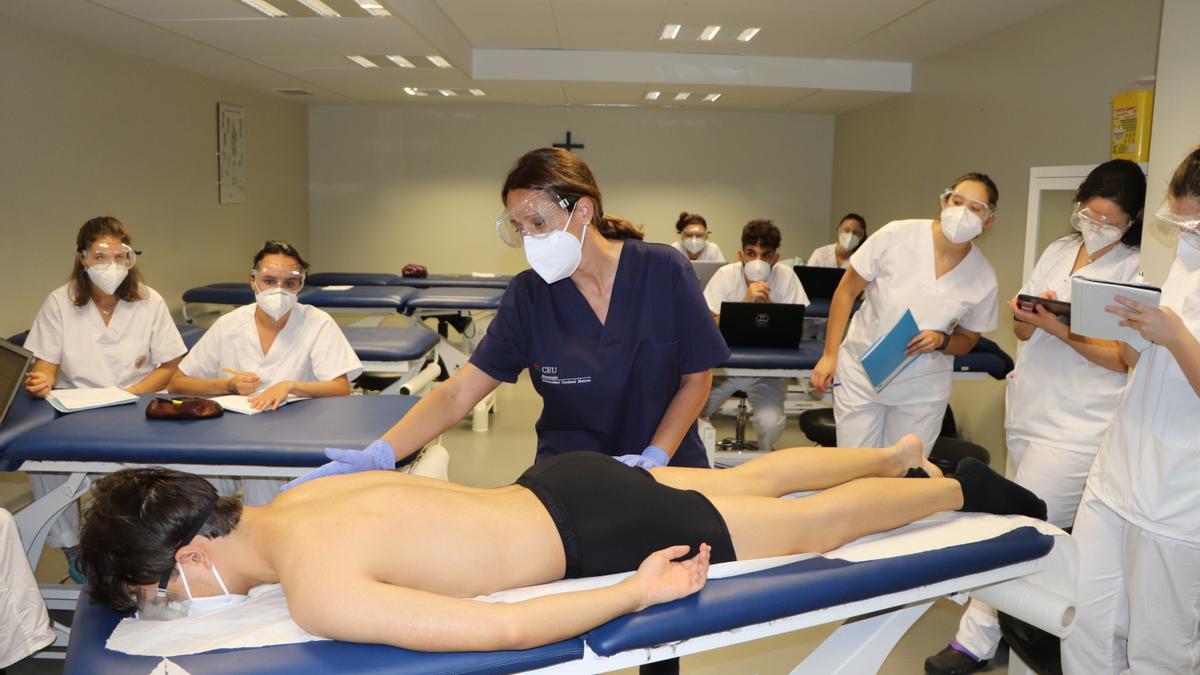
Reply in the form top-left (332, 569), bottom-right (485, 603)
top-left (217, 102), bottom-right (246, 204)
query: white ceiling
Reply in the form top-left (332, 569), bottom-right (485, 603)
top-left (0, 0), bottom-right (1069, 112)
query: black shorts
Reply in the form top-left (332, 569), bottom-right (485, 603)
top-left (516, 452), bottom-right (737, 578)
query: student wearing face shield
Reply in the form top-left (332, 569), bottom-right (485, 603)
top-left (669, 212), bottom-right (725, 262)
top-left (925, 160), bottom-right (1145, 675)
top-left (811, 173), bottom-right (1000, 456)
top-left (808, 213), bottom-right (868, 269)
top-left (286, 147), bottom-right (729, 495)
top-left (700, 219), bottom-right (809, 450)
top-left (23, 216), bottom-right (186, 581)
top-left (168, 241), bottom-right (361, 505)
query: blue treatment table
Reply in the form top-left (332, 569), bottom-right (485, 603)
top-left (61, 527), bottom-right (1056, 674)
top-left (720, 337), bottom-right (1013, 381)
top-left (0, 396), bottom-right (58, 471)
top-left (402, 287), bottom-right (506, 315)
top-left (301, 286), bottom-right (416, 312)
top-left (306, 272), bottom-right (512, 289)
top-left (342, 326), bottom-right (441, 395)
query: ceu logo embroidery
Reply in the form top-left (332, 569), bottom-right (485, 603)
top-left (754, 313), bottom-right (770, 327)
top-left (134, 355), bottom-right (148, 369)
top-left (537, 364), bottom-right (591, 386)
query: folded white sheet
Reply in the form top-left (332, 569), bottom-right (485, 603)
top-left (106, 512), bottom-right (1063, 657)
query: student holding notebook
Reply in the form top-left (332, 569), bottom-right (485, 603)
top-left (926, 160), bottom-right (1145, 675)
top-left (811, 173), bottom-right (999, 455)
top-left (23, 216), bottom-right (187, 580)
top-left (168, 241), bottom-right (361, 505)
top-left (1062, 150), bottom-right (1200, 675)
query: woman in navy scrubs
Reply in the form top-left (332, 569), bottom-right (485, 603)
top-left (288, 147), bottom-right (729, 487)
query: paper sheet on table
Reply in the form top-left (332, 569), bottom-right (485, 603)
top-left (149, 658), bottom-right (193, 675)
top-left (319, 285), bottom-right (354, 291)
top-left (47, 387), bottom-right (138, 413)
top-left (208, 395), bottom-right (308, 415)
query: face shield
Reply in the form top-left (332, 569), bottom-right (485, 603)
top-left (939, 189), bottom-right (994, 222)
top-left (80, 242), bottom-right (138, 269)
top-left (495, 191), bottom-right (580, 248)
top-left (251, 263), bottom-right (306, 293)
top-left (134, 497), bottom-right (217, 621)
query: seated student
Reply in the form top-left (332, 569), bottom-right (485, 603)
top-left (808, 213), bottom-right (868, 269)
top-left (670, 212), bottom-right (725, 262)
top-left (701, 219), bottom-right (809, 450)
top-left (79, 437), bottom-right (1046, 653)
top-left (168, 241), bottom-right (362, 505)
top-left (24, 216), bottom-right (186, 579)
top-left (2, 508), bottom-right (56, 668)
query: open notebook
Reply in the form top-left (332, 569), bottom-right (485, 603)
top-left (209, 395), bottom-right (308, 415)
top-left (47, 387), bottom-right (138, 414)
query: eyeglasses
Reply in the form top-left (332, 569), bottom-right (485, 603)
top-left (940, 189), bottom-right (994, 220)
top-left (80, 242), bottom-right (138, 268)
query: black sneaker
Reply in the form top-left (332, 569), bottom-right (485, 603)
top-left (925, 645), bottom-right (988, 674)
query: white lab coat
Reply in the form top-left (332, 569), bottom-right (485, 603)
top-left (670, 239), bottom-right (726, 262)
top-left (702, 262), bottom-right (810, 314)
top-left (807, 243), bottom-right (849, 269)
top-left (0, 508), bottom-right (55, 667)
top-left (833, 219), bottom-right (998, 453)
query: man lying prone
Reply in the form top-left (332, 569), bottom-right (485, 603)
top-left (79, 437), bottom-right (1045, 652)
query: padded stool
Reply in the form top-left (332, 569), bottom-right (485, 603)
top-left (928, 436), bottom-right (991, 476)
top-left (717, 391), bottom-right (758, 451)
top-left (798, 408), bottom-right (837, 447)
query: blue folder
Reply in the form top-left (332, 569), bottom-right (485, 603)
top-left (859, 309), bottom-right (921, 392)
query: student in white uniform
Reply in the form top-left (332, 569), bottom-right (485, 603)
top-left (1, 508), bottom-right (55, 668)
top-left (23, 216), bottom-right (186, 578)
top-left (807, 213), bottom-right (867, 269)
top-left (812, 173), bottom-right (999, 455)
top-left (925, 160), bottom-right (1146, 675)
top-left (701, 219), bottom-right (809, 450)
top-left (168, 241), bottom-right (362, 505)
top-left (669, 212), bottom-right (725, 262)
top-left (1062, 150), bottom-right (1200, 675)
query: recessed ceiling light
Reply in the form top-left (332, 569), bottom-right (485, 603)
top-left (426, 55), bottom-right (452, 68)
top-left (699, 25), bottom-right (721, 41)
top-left (469, 89), bottom-right (487, 96)
top-left (353, 0), bottom-right (391, 17)
top-left (386, 55), bottom-right (415, 68)
top-left (737, 27), bottom-right (761, 42)
top-left (346, 55), bottom-right (378, 68)
top-left (403, 87), bottom-right (428, 96)
top-left (297, 0), bottom-right (339, 17)
top-left (238, 0), bottom-right (286, 17)
top-left (703, 93), bottom-right (721, 102)
top-left (674, 92), bottom-right (690, 101)
top-left (660, 24), bottom-right (681, 40)
top-left (645, 91), bottom-right (661, 101)
top-left (438, 89), bottom-right (457, 96)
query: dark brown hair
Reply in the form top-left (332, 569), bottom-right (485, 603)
top-left (253, 240), bottom-right (310, 271)
top-left (741, 219), bottom-right (782, 250)
top-left (1074, 159), bottom-right (1145, 248)
top-left (1168, 147), bottom-right (1200, 201)
top-left (79, 468), bottom-right (243, 613)
top-left (951, 172), bottom-right (1000, 209)
top-left (676, 212), bottom-right (708, 233)
top-left (501, 148), bottom-right (644, 241)
top-left (70, 216), bottom-right (145, 307)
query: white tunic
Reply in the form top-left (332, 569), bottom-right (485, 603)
top-left (702, 262), bottom-right (809, 313)
top-left (807, 243), bottom-right (848, 269)
top-left (25, 284), bottom-right (186, 389)
top-left (1005, 237), bottom-right (1141, 453)
top-left (670, 240), bottom-right (726, 262)
top-left (1088, 257), bottom-right (1200, 543)
top-left (838, 219), bottom-right (998, 405)
top-left (179, 303), bottom-right (362, 392)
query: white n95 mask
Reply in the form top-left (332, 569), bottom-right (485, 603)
top-left (87, 263), bottom-right (128, 295)
top-left (682, 236), bottom-right (707, 254)
top-left (940, 205), bottom-right (983, 244)
top-left (255, 287), bottom-right (298, 320)
top-left (837, 231), bottom-right (862, 251)
top-left (178, 563), bottom-right (248, 618)
top-left (744, 259), bottom-right (772, 283)
top-left (1077, 222), bottom-right (1123, 256)
top-left (524, 203), bottom-right (586, 284)
top-left (1178, 233), bottom-right (1200, 271)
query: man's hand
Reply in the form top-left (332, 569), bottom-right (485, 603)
top-left (811, 353), bottom-right (837, 394)
top-left (1108, 296), bottom-right (1190, 349)
top-left (249, 381), bottom-right (292, 411)
top-left (629, 544), bottom-right (710, 612)
top-left (226, 370), bottom-right (262, 395)
top-left (24, 371), bottom-right (53, 398)
top-left (744, 281), bottom-right (771, 303)
top-left (279, 439), bottom-right (398, 492)
top-left (906, 330), bottom-right (946, 356)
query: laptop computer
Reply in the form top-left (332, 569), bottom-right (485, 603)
top-left (691, 261), bottom-right (726, 289)
top-left (718, 302), bottom-right (806, 349)
top-left (0, 339), bottom-right (34, 426)
top-left (794, 265), bottom-right (845, 300)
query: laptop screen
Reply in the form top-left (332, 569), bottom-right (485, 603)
top-left (0, 339), bottom-right (34, 426)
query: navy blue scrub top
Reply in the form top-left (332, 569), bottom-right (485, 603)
top-left (470, 239), bottom-right (730, 467)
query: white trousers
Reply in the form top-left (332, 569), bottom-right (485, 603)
top-left (954, 436), bottom-right (1097, 659)
top-left (1061, 488), bottom-right (1200, 674)
top-left (28, 473), bottom-right (80, 549)
top-left (703, 376), bottom-right (788, 450)
top-left (832, 390), bottom-right (944, 456)
top-left (0, 508), bottom-right (55, 667)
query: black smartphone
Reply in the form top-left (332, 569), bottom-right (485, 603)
top-left (1016, 294), bottom-right (1071, 325)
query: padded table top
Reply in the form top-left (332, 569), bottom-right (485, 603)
top-left (306, 272), bottom-right (403, 287)
top-left (722, 340), bottom-right (824, 370)
top-left (0, 396), bottom-right (58, 467)
top-left (342, 326), bottom-right (440, 362)
top-left (7, 394), bottom-right (418, 468)
top-left (182, 283), bottom-right (312, 306)
top-left (302, 286), bottom-right (416, 310)
top-left (388, 274), bottom-right (511, 289)
top-left (404, 287), bottom-right (505, 313)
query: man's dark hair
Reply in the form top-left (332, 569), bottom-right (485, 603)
top-left (741, 219), bottom-right (782, 250)
top-left (79, 468), bottom-right (242, 613)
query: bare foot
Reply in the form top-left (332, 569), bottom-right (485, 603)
top-left (888, 434), bottom-right (942, 478)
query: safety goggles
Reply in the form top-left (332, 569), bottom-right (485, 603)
top-left (940, 189), bottom-right (994, 221)
top-left (251, 264), bottom-right (306, 292)
top-left (1070, 203), bottom-right (1129, 235)
top-left (495, 191), bottom-right (580, 248)
top-left (681, 225), bottom-right (709, 239)
top-left (1153, 199), bottom-right (1200, 233)
top-left (79, 242), bottom-right (138, 268)
top-left (135, 497), bottom-right (217, 621)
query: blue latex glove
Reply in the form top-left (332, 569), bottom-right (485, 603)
top-left (614, 445), bottom-right (670, 470)
top-left (279, 439), bottom-right (397, 492)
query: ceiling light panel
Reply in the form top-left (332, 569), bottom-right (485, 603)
top-left (660, 23), bottom-right (681, 40)
top-left (703, 93), bottom-right (721, 102)
top-left (296, 0), bottom-right (339, 17)
top-left (346, 55), bottom-right (378, 68)
top-left (698, 25), bottom-right (721, 41)
top-left (353, 0), bottom-right (391, 17)
top-left (426, 55), bottom-right (452, 68)
top-left (645, 91), bottom-right (661, 100)
top-left (386, 55), bottom-right (415, 68)
top-left (674, 92), bottom-right (690, 101)
top-left (737, 27), bottom-right (760, 42)
top-left (238, 0), bottom-right (287, 17)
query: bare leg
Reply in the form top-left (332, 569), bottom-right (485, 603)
top-left (709, 477), bottom-right (965, 559)
top-left (649, 434), bottom-right (941, 498)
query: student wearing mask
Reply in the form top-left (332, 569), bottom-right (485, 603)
top-left (669, 212), bottom-right (725, 262)
top-left (168, 240), bottom-right (361, 505)
top-left (808, 213), bottom-right (868, 269)
top-left (812, 173), bottom-right (1000, 455)
top-left (701, 219), bottom-right (809, 450)
top-left (1062, 149), bottom-right (1200, 675)
top-left (926, 160), bottom-right (1145, 675)
top-left (24, 216), bottom-right (186, 579)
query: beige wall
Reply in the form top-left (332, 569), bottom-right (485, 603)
top-left (0, 14), bottom-right (309, 338)
top-left (308, 105), bottom-right (835, 274)
top-left (831, 0), bottom-right (1163, 461)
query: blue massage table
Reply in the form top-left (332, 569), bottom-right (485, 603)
top-left (60, 527), bottom-right (1057, 674)
top-left (307, 272), bottom-right (512, 289)
top-left (182, 283), bottom-right (415, 324)
top-left (0, 394), bottom-right (59, 471)
top-left (720, 337), bottom-right (1012, 381)
top-left (342, 326), bottom-right (441, 394)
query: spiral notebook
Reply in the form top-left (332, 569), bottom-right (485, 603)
top-left (859, 309), bottom-right (921, 392)
top-left (1070, 276), bottom-right (1161, 352)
